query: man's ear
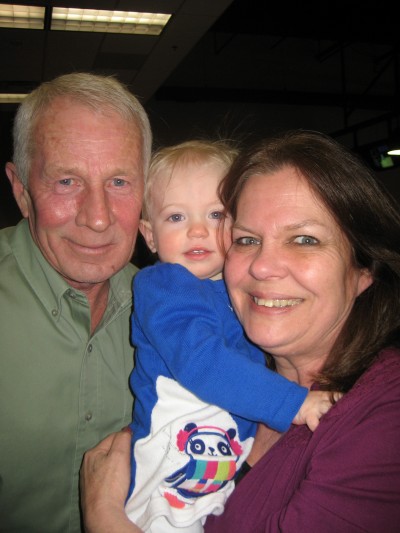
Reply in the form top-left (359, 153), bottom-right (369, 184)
top-left (5, 162), bottom-right (30, 219)
top-left (139, 219), bottom-right (157, 253)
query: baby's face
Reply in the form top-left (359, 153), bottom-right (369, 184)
top-left (142, 161), bottom-right (231, 280)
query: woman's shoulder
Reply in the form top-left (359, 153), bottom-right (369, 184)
top-left (359, 346), bottom-right (400, 390)
top-left (333, 347), bottom-right (400, 418)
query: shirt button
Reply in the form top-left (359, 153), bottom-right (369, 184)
top-left (88, 344), bottom-right (93, 353)
top-left (68, 289), bottom-right (76, 298)
top-left (51, 309), bottom-right (58, 316)
top-left (85, 412), bottom-right (93, 421)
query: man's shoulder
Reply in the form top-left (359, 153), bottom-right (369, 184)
top-left (0, 221), bottom-right (38, 271)
top-left (0, 224), bottom-right (18, 263)
top-left (125, 261), bottom-right (140, 275)
top-left (110, 260), bottom-right (139, 292)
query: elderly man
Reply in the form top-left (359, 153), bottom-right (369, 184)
top-left (0, 72), bottom-right (152, 532)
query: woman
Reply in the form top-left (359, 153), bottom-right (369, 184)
top-left (80, 130), bottom-right (400, 532)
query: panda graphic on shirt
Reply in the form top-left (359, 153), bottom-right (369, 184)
top-left (162, 422), bottom-right (243, 508)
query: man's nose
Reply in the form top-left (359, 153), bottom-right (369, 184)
top-left (76, 188), bottom-right (113, 232)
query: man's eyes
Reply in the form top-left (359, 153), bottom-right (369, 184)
top-left (57, 178), bottom-right (128, 186)
top-left (58, 178), bottom-right (73, 186)
top-left (112, 178), bottom-right (127, 187)
top-left (56, 178), bottom-right (126, 187)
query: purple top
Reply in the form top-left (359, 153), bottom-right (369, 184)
top-left (205, 348), bottom-right (400, 532)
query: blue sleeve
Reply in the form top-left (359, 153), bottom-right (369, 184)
top-left (132, 263), bottom-right (308, 432)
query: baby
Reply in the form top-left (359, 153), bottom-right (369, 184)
top-left (125, 140), bottom-right (337, 532)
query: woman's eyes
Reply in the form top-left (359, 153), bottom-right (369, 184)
top-left (234, 236), bottom-right (261, 246)
top-left (233, 235), bottom-right (319, 246)
top-left (293, 235), bottom-right (319, 245)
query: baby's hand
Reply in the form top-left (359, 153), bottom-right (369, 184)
top-left (292, 390), bottom-right (343, 431)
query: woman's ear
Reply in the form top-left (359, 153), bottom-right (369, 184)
top-left (139, 219), bottom-right (157, 253)
top-left (5, 162), bottom-right (30, 219)
top-left (357, 267), bottom-right (374, 297)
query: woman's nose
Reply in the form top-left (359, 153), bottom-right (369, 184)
top-left (249, 245), bottom-right (287, 280)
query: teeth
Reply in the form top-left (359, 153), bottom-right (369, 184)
top-left (254, 297), bottom-right (302, 308)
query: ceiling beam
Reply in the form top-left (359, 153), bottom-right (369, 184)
top-left (129, 0), bottom-right (234, 102)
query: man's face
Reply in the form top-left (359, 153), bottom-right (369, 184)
top-left (9, 97), bottom-right (144, 290)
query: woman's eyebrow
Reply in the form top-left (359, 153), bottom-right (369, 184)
top-left (233, 219), bottom-right (326, 232)
top-left (284, 219), bottom-right (327, 230)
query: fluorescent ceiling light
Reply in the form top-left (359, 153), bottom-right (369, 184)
top-left (51, 8), bottom-right (171, 35)
top-left (387, 148), bottom-right (400, 156)
top-left (0, 5), bottom-right (171, 34)
top-left (0, 4), bottom-right (45, 29)
top-left (0, 93), bottom-right (28, 103)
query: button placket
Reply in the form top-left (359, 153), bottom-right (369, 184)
top-left (83, 341), bottom-right (95, 423)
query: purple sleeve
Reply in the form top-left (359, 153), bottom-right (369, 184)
top-left (205, 351), bottom-right (400, 532)
top-left (273, 394), bottom-right (400, 532)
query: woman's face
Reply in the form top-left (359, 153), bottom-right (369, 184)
top-left (224, 167), bottom-right (372, 365)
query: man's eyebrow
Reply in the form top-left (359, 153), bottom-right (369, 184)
top-left (45, 164), bottom-right (138, 176)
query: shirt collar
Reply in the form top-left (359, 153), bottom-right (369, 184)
top-left (12, 219), bottom-right (136, 315)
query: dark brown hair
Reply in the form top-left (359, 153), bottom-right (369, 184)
top-left (220, 129), bottom-right (400, 391)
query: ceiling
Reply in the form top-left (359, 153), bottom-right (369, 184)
top-left (152, 0), bottom-right (400, 146)
top-left (1, 0), bottom-right (400, 235)
top-left (0, 0), bottom-right (234, 102)
top-left (1, 1), bottom-right (399, 126)
top-left (1, 1), bottom-right (400, 156)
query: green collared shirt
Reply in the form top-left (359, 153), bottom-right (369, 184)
top-left (0, 220), bottom-right (137, 532)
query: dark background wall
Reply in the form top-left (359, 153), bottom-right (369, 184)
top-left (2, 0), bottom-right (400, 265)
top-left (3, 97), bottom-right (400, 227)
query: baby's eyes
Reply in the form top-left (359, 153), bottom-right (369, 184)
top-left (166, 212), bottom-right (224, 222)
top-left (209, 211), bottom-right (224, 220)
top-left (167, 214), bottom-right (184, 222)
